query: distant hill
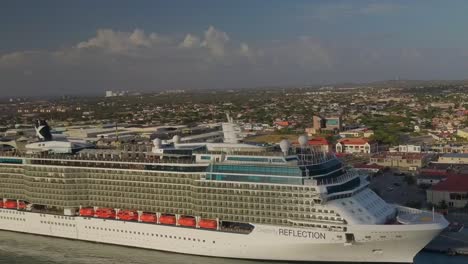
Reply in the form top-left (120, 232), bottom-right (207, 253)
top-left (330, 79), bottom-right (468, 89)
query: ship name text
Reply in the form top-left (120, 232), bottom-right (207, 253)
top-left (278, 229), bottom-right (326, 239)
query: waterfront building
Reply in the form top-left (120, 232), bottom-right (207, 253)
top-left (370, 152), bottom-right (432, 172)
top-left (437, 153), bottom-right (468, 164)
top-left (336, 138), bottom-right (377, 154)
top-left (426, 176), bottom-right (468, 208)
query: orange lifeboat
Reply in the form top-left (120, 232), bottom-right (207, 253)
top-left (159, 214), bottom-right (176, 225)
top-left (0, 200), bottom-right (3, 208)
top-left (117, 210), bottom-right (138, 221)
top-left (79, 207), bottom-right (95, 217)
top-left (18, 201), bottom-right (27, 210)
top-left (140, 213), bottom-right (157, 223)
top-left (4, 200), bottom-right (17, 209)
top-left (199, 219), bottom-right (217, 229)
top-left (95, 208), bottom-right (116, 219)
top-left (178, 216), bottom-right (196, 227)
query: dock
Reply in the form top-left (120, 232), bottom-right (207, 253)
top-left (424, 229), bottom-right (468, 255)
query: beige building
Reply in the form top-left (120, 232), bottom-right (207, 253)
top-left (339, 128), bottom-right (374, 138)
top-left (457, 128), bottom-right (468, 140)
top-left (306, 115), bottom-right (342, 135)
top-left (437, 153), bottom-right (468, 164)
top-left (336, 138), bottom-right (377, 154)
top-left (370, 152), bottom-right (432, 171)
top-left (426, 176), bottom-right (468, 208)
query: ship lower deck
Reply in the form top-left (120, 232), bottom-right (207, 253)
top-left (0, 209), bottom-right (446, 263)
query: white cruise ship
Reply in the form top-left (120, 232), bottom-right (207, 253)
top-left (0, 122), bottom-right (448, 263)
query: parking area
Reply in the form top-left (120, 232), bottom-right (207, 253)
top-left (369, 170), bottom-right (426, 207)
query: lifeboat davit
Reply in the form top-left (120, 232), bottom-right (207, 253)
top-left (95, 208), bottom-right (116, 219)
top-left (117, 210), bottom-right (138, 221)
top-left (199, 219), bottom-right (217, 229)
top-left (178, 216), bottom-right (196, 227)
top-left (79, 207), bottom-right (95, 217)
top-left (4, 200), bottom-right (17, 209)
top-left (159, 214), bottom-right (176, 225)
top-left (140, 213), bottom-right (157, 223)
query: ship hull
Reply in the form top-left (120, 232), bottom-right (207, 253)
top-left (0, 209), bottom-right (445, 263)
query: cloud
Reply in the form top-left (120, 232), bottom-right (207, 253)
top-left (2, 24), bottom-right (467, 97)
top-left (0, 51), bottom-right (40, 66)
top-left (0, 26), bottom-right (264, 96)
top-left (179, 34), bottom-right (201, 48)
top-left (201, 26), bottom-right (230, 57)
top-left (239, 43), bottom-right (250, 56)
top-left (76, 28), bottom-right (168, 53)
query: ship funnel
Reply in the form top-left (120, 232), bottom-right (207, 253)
top-left (34, 119), bottom-right (52, 141)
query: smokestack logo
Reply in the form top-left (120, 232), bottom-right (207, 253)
top-left (34, 120), bottom-right (53, 141)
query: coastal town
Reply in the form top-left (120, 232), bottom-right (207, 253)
top-left (1, 81), bottom-right (468, 255)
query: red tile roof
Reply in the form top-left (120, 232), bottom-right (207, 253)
top-left (308, 137), bottom-right (329, 146)
top-left (274, 121), bottom-right (290, 127)
top-left (338, 138), bottom-right (369, 145)
top-left (432, 176), bottom-right (468, 192)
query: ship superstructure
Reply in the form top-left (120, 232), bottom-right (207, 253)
top-left (0, 132), bottom-right (448, 262)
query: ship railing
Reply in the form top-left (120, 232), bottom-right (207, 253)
top-left (286, 219), bottom-right (345, 231)
top-left (394, 204), bottom-right (446, 225)
top-left (1, 151), bottom-right (197, 165)
top-left (195, 150), bottom-right (284, 156)
top-left (0, 151), bottom-right (22, 157)
top-left (315, 170), bottom-right (359, 186)
top-left (31, 155), bottom-right (198, 165)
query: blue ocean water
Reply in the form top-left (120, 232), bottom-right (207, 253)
top-left (0, 231), bottom-right (466, 264)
